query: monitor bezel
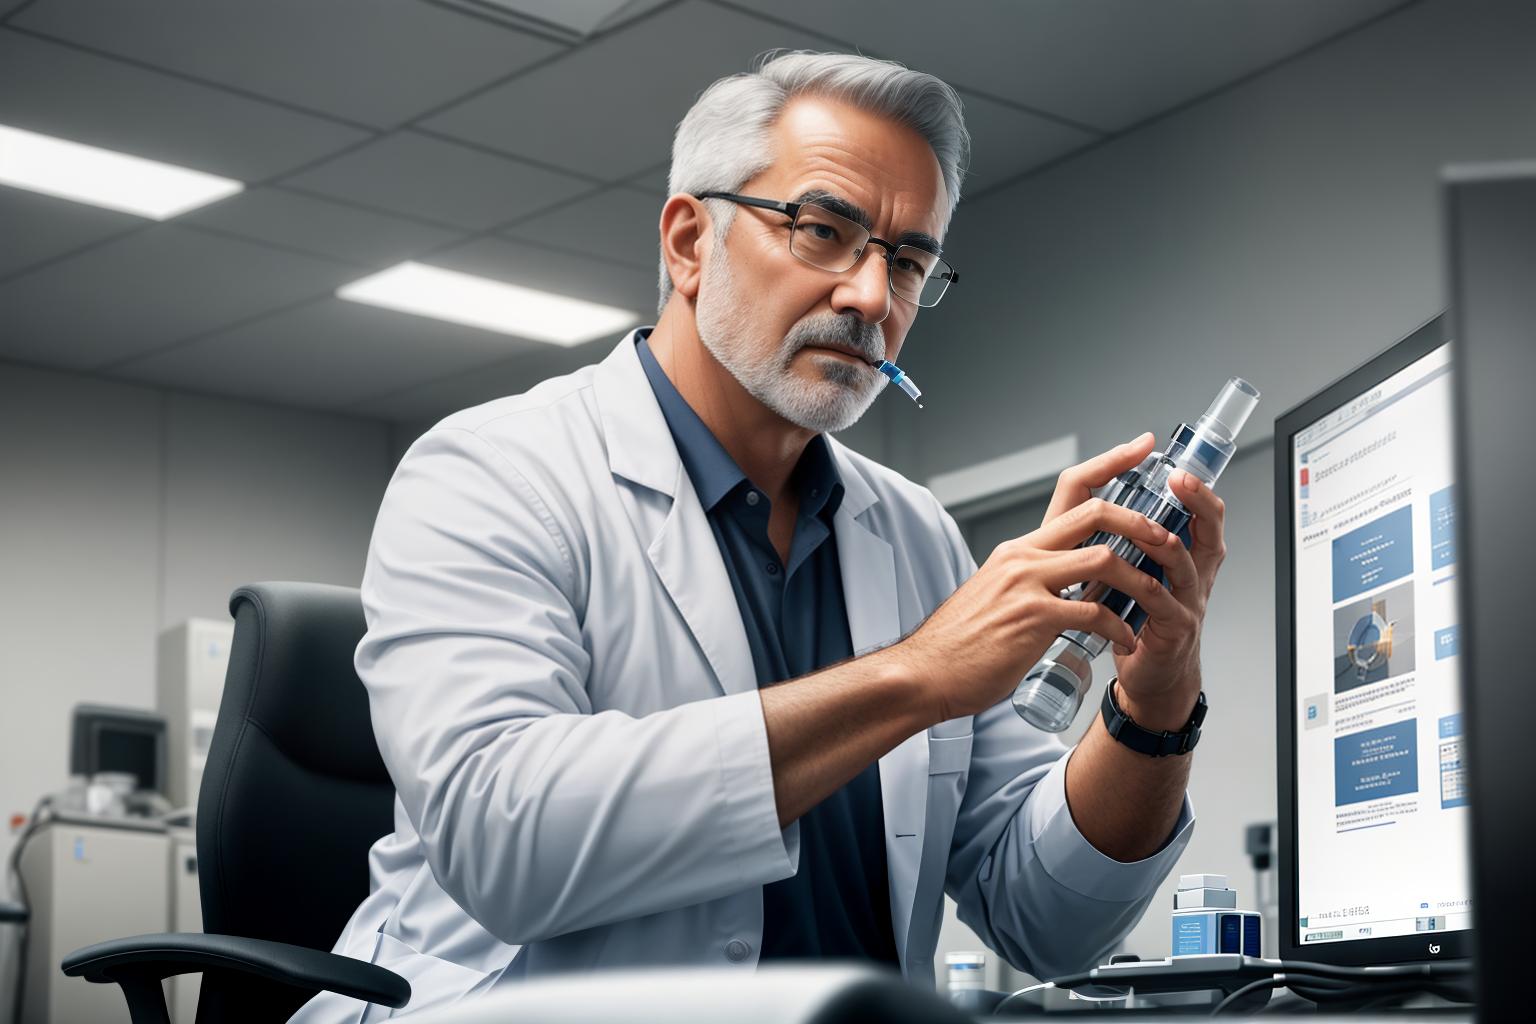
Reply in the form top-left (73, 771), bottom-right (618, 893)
top-left (1272, 312), bottom-right (1471, 966)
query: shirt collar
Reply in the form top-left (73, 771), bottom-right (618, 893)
top-left (635, 330), bottom-right (844, 520)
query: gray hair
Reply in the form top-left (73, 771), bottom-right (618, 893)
top-left (658, 50), bottom-right (969, 312)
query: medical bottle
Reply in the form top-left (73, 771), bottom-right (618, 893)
top-left (1011, 377), bottom-right (1260, 733)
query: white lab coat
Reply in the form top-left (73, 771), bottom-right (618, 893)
top-left (291, 332), bottom-right (1193, 1022)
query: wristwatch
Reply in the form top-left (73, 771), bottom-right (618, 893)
top-left (1100, 677), bottom-right (1206, 757)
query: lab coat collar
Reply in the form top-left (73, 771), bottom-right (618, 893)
top-left (593, 330), bottom-right (680, 498)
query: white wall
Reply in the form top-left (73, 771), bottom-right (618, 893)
top-left (0, 362), bottom-right (392, 879)
top-left (895, 0), bottom-right (1535, 487)
top-left (901, 0), bottom-right (1531, 972)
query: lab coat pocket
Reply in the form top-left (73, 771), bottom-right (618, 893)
top-left (927, 715), bottom-right (974, 775)
top-left (369, 931), bottom-right (492, 1019)
top-left (927, 733), bottom-right (973, 775)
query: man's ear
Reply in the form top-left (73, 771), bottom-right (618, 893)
top-left (658, 194), bottom-right (712, 301)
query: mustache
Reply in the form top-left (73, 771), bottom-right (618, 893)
top-left (783, 315), bottom-right (884, 365)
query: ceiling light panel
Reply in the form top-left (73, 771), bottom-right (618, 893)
top-left (337, 261), bottom-right (640, 346)
top-left (0, 123), bottom-right (243, 219)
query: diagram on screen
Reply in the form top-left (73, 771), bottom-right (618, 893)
top-left (1332, 579), bottom-right (1416, 692)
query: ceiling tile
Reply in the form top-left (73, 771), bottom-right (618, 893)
top-left (280, 130), bottom-right (595, 231)
top-left (10, 0), bottom-right (565, 129)
top-left (421, 0), bottom-right (830, 181)
top-left (634, 164), bottom-right (673, 195)
top-left (724, 0), bottom-right (1404, 132)
top-left (0, 29), bottom-right (369, 181)
top-left (427, 235), bottom-right (659, 317)
top-left (502, 185), bottom-right (661, 269)
top-left (179, 187), bottom-right (462, 268)
top-left (112, 297), bottom-right (540, 410)
top-left (959, 91), bottom-right (1098, 194)
top-left (0, 225), bottom-right (360, 370)
top-left (593, 0), bottom-right (683, 34)
top-left (347, 340), bottom-right (611, 423)
top-left (0, 186), bottom-right (143, 279)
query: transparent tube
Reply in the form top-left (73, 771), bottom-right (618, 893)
top-left (1012, 378), bottom-right (1260, 733)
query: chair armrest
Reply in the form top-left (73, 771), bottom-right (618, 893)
top-left (63, 931), bottom-right (409, 1009)
top-left (0, 900), bottom-right (27, 924)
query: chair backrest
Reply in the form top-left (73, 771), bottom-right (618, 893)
top-left (195, 582), bottom-right (394, 1023)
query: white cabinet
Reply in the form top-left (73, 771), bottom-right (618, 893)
top-left (156, 619), bottom-right (233, 809)
top-left (18, 819), bottom-right (169, 1024)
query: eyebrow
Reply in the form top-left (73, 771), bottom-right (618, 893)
top-left (794, 189), bottom-right (943, 256)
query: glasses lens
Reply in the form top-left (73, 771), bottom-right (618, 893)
top-left (891, 246), bottom-right (954, 307)
top-left (789, 203), bottom-right (867, 272)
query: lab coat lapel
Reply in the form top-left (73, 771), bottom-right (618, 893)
top-left (830, 446), bottom-right (929, 970)
top-left (650, 480), bottom-right (757, 696)
top-left (593, 333), bottom-right (756, 697)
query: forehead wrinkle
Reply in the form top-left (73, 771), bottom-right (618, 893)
top-left (764, 98), bottom-right (946, 241)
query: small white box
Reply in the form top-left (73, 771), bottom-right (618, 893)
top-left (1177, 873), bottom-right (1228, 891)
top-left (1175, 886), bottom-right (1237, 909)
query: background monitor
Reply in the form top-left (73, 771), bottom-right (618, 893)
top-left (69, 703), bottom-right (168, 796)
top-left (1445, 161), bottom-right (1536, 1020)
top-left (1273, 314), bottom-right (1473, 966)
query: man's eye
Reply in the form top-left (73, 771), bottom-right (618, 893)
top-left (801, 222), bottom-right (840, 241)
top-left (894, 258), bottom-right (923, 275)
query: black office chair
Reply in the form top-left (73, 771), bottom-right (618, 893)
top-left (61, 582), bottom-right (410, 1023)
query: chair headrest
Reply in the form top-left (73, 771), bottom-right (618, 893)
top-left (225, 582), bottom-right (388, 785)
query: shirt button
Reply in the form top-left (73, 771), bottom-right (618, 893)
top-left (725, 939), bottom-right (751, 962)
top-left (745, 490), bottom-right (760, 506)
top-left (765, 562), bottom-right (779, 575)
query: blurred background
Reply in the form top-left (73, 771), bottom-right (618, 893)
top-left (1, 0), bottom-right (1530, 1019)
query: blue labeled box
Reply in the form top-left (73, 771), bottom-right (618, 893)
top-left (1171, 910), bottom-right (1261, 957)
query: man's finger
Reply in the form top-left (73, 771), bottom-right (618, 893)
top-left (1171, 470), bottom-right (1227, 581)
top-left (1043, 432), bottom-right (1156, 524)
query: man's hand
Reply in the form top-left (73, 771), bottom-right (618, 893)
top-left (1037, 432), bottom-right (1230, 862)
top-left (897, 433), bottom-right (1195, 724)
top-left (759, 432), bottom-right (1229, 835)
top-left (1039, 432), bottom-right (1229, 731)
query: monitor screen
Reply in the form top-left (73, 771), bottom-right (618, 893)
top-left (1285, 331), bottom-right (1471, 955)
top-left (94, 723), bottom-right (163, 793)
top-left (70, 703), bottom-right (168, 796)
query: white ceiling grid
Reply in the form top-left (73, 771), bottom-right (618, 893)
top-left (0, 0), bottom-right (1408, 422)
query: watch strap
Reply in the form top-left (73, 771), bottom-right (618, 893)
top-left (1100, 678), bottom-right (1206, 757)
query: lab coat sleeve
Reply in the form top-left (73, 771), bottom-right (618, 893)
top-left (934, 502), bottom-right (1195, 980)
top-left (355, 426), bottom-right (796, 946)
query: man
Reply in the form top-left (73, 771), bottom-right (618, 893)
top-left (292, 51), bottom-right (1225, 1023)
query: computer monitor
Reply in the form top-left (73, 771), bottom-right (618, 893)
top-left (1445, 161), bottom-right (1536, 1020)
top-left (69, 703), bottom-right (168, 796)
top-left (1273, 314), bottom-right (1473, 967)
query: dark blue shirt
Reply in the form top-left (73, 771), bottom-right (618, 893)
top-left (635, 332), bottom-right (898, 966)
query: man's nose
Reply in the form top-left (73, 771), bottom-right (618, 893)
top-left (830, 247), bottom-right (892, 326)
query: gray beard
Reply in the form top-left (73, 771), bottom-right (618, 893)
top-left (694, 253), bottom-right (887, 434)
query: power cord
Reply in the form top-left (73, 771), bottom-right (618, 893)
top-left (991, 981), bottom-right (1055, 1015)
top-left (992, 958), bottom-right (1473, 1018)
top-left (6, 797), bottom-right (54, 1024)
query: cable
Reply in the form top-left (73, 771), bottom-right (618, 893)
top-left (1207, 968), bottom-right (1474, 1017)
top-left (1013, 958), bottom-right (1474, 1019)
top-left (6, 797), bottom-right (54, 1024)
top-left (991, 980), bottom-right (1055, 1016)
top-left (1210, 974), bottom-right (1291, 1015)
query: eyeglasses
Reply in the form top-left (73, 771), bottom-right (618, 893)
top-left (696, 191), bottom-right (958, 308)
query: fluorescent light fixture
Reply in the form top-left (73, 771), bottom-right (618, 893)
top-left (337, 261), bottom-right (641, 347)
top-left (0, 124), bottom-right (243, 219)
